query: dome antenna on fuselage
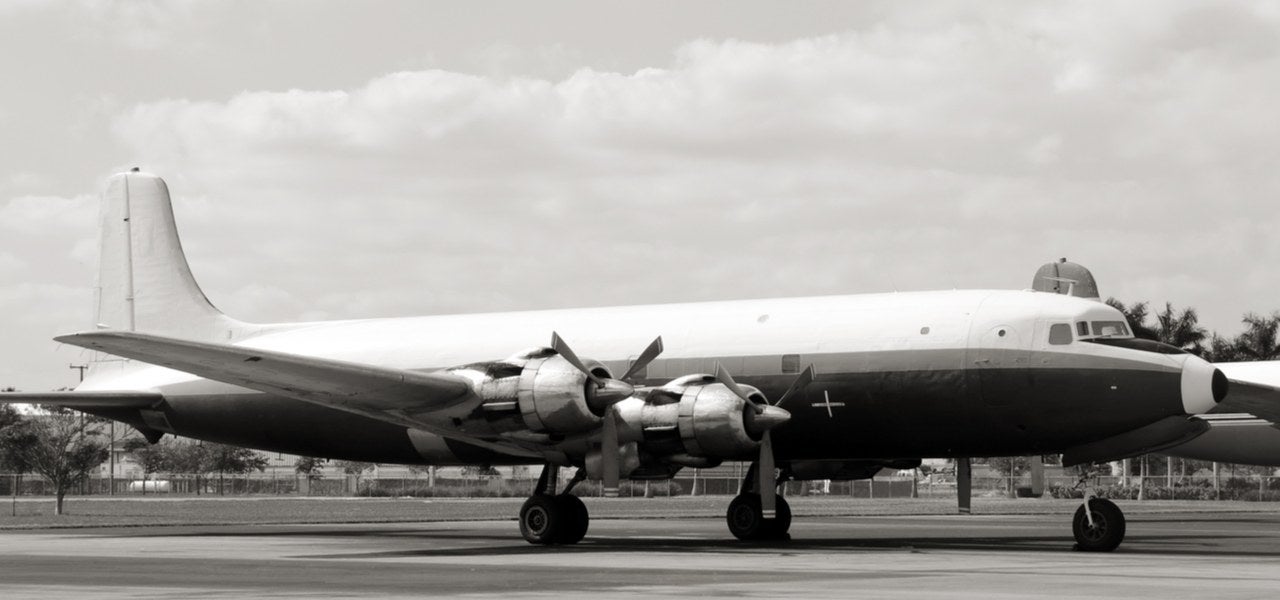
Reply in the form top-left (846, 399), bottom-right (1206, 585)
top-left (1032, 258), bottom-right (1101, 300)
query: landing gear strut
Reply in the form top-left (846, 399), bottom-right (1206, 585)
top-left (519, 465), bottom-right (590, 545)
top-left (726, 462), bottom-right (792, 541)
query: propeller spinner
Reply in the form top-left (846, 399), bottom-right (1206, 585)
top-left (551, 332), bottom-right (663, 413)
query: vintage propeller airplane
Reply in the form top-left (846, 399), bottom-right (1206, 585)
top-left (6, 170), bottom-right (1275, 552)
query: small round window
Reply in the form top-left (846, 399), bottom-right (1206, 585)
top-left (920, 326), bottom-right (930, 335)
top-left (997, 329), bottom-right (1007, 337)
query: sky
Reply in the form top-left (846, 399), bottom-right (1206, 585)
top-left (2, 0), bottom-right (1279, 391)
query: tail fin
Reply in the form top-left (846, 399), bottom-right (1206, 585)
top-left (94, 170), bottom-right (248, 342)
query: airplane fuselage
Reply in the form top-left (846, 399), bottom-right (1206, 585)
top-left (78, 288), bottom-right (1207, 466)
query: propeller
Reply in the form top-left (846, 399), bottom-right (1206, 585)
top-left (550, 332), bottom-right (663, 497)
top-left (551, 332), bottom-right (664, 411)
top-left (601, 407), bottom-right (621, 497)
top-left (712, 363), bottom-right (814, 520)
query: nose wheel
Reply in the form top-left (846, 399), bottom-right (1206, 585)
top-left (1072, 497), bottom-right (1125, 552)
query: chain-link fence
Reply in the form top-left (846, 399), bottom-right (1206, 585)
top-left (4, 471), bottom-right (1279, 500)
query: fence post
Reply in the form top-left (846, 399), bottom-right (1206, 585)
top-left (1213, 462), bottom-right (1220, 500)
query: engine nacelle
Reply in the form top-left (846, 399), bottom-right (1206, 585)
top-left (614, 375), bottom-right (769, 462)
top-left (450, 347), bottom-right (612, 436)
top-left (676, 380), bottom-right (764, 458)
top-left (516, 352), bottom-right (606, 434)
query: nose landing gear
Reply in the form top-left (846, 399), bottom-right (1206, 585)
top-left (1070, 475), bottom-right (1126, 552)
top-left (1072, 495), bottom-right (1125, 552)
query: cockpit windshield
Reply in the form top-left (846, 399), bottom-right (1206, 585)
top-left (1073, 319), bottom-right (1133, 340)
top-left (1090, 321), bottom-right (1130, 338)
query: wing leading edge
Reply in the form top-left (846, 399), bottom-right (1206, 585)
top-left (0, 391), bottom-right (162, 408)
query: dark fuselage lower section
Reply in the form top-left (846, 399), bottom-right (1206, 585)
top-left (89, 360), bottom-right (1186, 466)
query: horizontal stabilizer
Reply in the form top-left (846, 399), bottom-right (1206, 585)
top-left (55, 331), bottom-right (475, 416)
top-left (0, 391), bottom-right (162, 408)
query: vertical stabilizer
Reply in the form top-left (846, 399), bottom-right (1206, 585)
top-left (95, 171), bottom-right (247, 342)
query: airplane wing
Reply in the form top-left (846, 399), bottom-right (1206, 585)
top-left (0, 391), bottom-right (163, 408)
top-left (53, 331), bottom-right (537, 457)
top-left (1212, 379), bottom-right (1280, 427)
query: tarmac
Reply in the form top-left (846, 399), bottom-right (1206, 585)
top-left (1, 510), bottom-right (1279, 598)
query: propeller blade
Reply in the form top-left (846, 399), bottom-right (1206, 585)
top-left (759, 430), bottom-right (777, 519)
top-left (714, 362), bottom-right (764, 414)
top-left (773, 364), bottom-right (815, 407)
top-left (551, 332), bottom-right (603, 387)
top-left (620, 336), bottom-right (664, 381)
top-left (602, 407), bottom-right (620, 498)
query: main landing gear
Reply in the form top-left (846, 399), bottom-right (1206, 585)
top-left (519, 465), bottom-right (590, 545)
top-left (726, 462), bottom-right (792, 541)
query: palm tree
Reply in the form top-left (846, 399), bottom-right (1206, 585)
top-left (1153, 302), bottom-right (1208, 355)
top-left (1204, 333), bottom-right (1245, 362)
top-left (1104, 298), bottom-right (1159, 340)
top-left (1234, 312), bottom-right (1280, 360)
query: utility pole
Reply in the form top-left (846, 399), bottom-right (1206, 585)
top-left (69, 364), bottom-right (88, 495)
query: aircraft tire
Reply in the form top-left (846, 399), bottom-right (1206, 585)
top-left (519, 494), bottom-right (564, 545)
top-left (1072, 498), bottom-right (1125, 552)
top-left (764, 495), bottom-right (792, 539)
top-left (554, 494), bottom-right (589, 545)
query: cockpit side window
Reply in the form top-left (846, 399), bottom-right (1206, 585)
top-left (1076, 322), bottom-right (1089, 337)
top-left (1091, 321), bottom-right (1131, 337)
top-left (1048, 323), bottom-right (1072, 345)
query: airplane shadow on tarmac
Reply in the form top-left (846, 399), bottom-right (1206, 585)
top-left (286, 533), bottom-right (1277, 561)
top-left (96, 516), bottom-right (1280, 559)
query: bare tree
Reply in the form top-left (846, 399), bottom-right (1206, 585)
top-left (3, 407), bottom-right (108, 515)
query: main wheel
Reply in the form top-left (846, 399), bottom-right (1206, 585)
top-left (1072, 498), bottom-right (1126, 552)
top-left (519, 494), bottom-right (563, 545)
top-left (727, 493), bottom-right (765, 540)
top-left (765, 495), bottom-right (792, 539)
top-left (727, 493), bottom-right (791, 541)
top-left (554, 494), bottom-right (589, 545)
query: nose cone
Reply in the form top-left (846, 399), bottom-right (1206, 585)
top-left (1182, 356), bottom-right (1228, 414)
top-left (745, 404), bottom-right (791, 437)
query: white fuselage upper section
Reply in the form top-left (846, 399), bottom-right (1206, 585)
top-left (81, 288), bottom-right (1158, 395)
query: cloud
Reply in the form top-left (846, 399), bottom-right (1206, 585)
top-left (0, 251), bottom-right (25, 276)
top-left (6, 1), bottom-right (1279, 393)
top-left (0, 193), bottom-right (96, 233)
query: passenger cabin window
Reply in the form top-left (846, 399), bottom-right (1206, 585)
top-left (1076, 322), bottom-right (1089, 337)
top-left (1091, 321), bottom-right (1131, 337)
top-left (1048, 323), bottom-right (1073, 345)
top-left (781, 354), bottom-right (800, 374)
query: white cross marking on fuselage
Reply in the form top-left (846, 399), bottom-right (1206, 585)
top-left (811, 391), bottom-right (845, 418)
